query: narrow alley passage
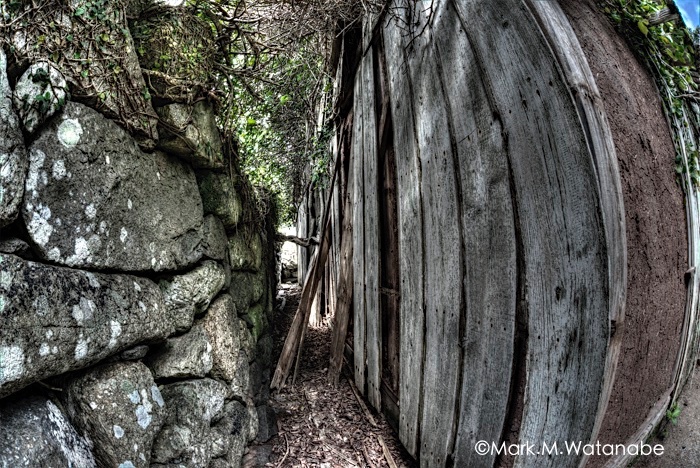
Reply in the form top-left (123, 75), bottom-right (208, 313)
top-left (245, 283), bottom-right (416, 467)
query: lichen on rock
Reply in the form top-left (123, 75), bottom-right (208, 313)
top-left (64, 361), bottom-right (165, 468)
top-left (0, 396), bottom-right (97, 467)
top-left (13, 61), bottom-right (69, 134)
top-left (0, 253), bottom-right (172, 398)
top-left (0, 50), bottom-right (28, 228)
top-left (24, 102), bottom-right (205, 272)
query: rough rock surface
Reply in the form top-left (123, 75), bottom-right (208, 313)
top-left (197, 171), bottom-right (243, 229)
top-left (229, 271), bottom-right (265, 312)
top-left (0, 396), bottom-right (97, 467)
top-left (0, 49), bottom-right (28, 228)
top-left (0, 253), bottom-right (172, 398)
top-left (151, 378), bottom-right (229, 467)
top-left (6, 2), bottom-right (159, 147)
top-left (146, 324), bottom-right (213, 379)
top-left (201, 214), bottom-right (228, 261)
top-left (0, 238), bottom-right (31, 257)
top-left (255, 405), bottom-right (278, 442)
top-left (228, 226), bottom-right (263, 272)
top-left (242, 303), bottom-right (266, 342)
top-left (64, 362), bottom-right (165, 468)
top-left (230, 353), bottom-right (251, 400)
top-left (120, 345), bottom-right (150, 361)
top-left (222, 400), bottom-right (251, 466)
top-left (239, 321), bottom-right (256, 363)
top-left (246, 401), bottom-right (259, 442)
top-left (13, 62), bottom-right (69, 134)
top-left (200, 294), bottom-right (243, 383)
top-left (156, 101), bottom-right (225, 170)
top-left (256, 335), bottom-right (274, 368)
top-left (23, 102), bottom-right (203, 271)
top-left (160, 260), bottom-right (226, 332)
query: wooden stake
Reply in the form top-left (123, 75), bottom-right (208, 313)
top-left (328, 181), bottom-right (354, 386)
top-left (270, 151), bottom-right (342, 390)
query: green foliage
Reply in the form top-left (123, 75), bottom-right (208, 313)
top-left (1, 0), bottom-right (159, 140)
top-left (223, 40), bottom-right (333, 226)
top-left (666, 402), bottom-right (681, 425)
top-left (131, 15), bottom-right (213, 79)
top-left (602, 0), bottom-right (700, 189)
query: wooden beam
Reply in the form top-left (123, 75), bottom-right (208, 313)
top-left (270, 151), bottom-right (342, 390)
top-left (275, 234), bottom-right (319, 247)
top-left (328, 184), bottom-right (355, 386)
top-left (382, 12), bottom-right (425, 459)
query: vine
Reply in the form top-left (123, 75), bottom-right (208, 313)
top-left (0, 0), bottom-right (159, 144)
top-left (601, 0), bottom-right (700, 189)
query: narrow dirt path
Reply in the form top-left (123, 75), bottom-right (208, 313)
top-left (246, 282), bottom-right (417, 467)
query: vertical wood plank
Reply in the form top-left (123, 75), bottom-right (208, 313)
top-left (352, 47), bottom-right (367, 395)
top-left (424, 2), bottom-right (518, 467)
top-left (383, 14), bottom-right (425, 458)
top-left (297, 188), bottom-right (309, 285)
top-left (361, 20), bottom-right (382, 411)
top-left (662, 89), bottom-right (700, 402)
top-left (448, 2), bottom-right (611, 467)
top-left (524, 3), bottom-right (627, 460)
top-left (390, 2), bottom-right (464, 466)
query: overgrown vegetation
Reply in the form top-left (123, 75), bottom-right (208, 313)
top-left (178, 0), bottom-right (381, 225)
top-left (1, 0), bottom-right (382, 225)
top-left (601, 0), bottom-right (700, 188)
top-left (1, 0), bottom-right (160, 143)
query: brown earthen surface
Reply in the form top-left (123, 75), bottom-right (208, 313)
top-left (560, 1), bottom-right (688, 465)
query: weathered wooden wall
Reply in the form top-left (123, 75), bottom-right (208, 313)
top-left (557, 2), bottom-right (690, 467)
top-left (305, 0), bottom-right (698, 467)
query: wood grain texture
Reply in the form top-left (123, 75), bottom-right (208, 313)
top-left (389, 3), bottom-right (464, 466)
top-left (425, 2), bottom-right (518, 467)
top-left (352, 45), bottom-right (367, 395)
top-left (524, 1), bottom-right (627, 461)
top-left (328, 196), bottom-right (354, 385)
top-left (361, 17), bottom-right (382, 411)
top-left (297, 189), bottom-right (309, 284)
top-left (382, 14), bottom-right (425, 459)
top-left (601, 387), bottom-right (672, 468)
top-left (668, 99), bottom-right (700, 403)
top-left (447, 2), bottom-right (610, 467)
top-left (337, 0), bottom-right (633, 465)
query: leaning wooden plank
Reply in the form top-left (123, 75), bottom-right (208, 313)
top-left (271, 155), bottom-right (341, 390)
top-left (382, 11), bottom-right (425, 458)
top-left (352, 43), bottom-right (368, 396)
top-left (425, 4), bottom-right (517, 467)
top-left (666, 98), bottom-right (700, 402)
top-left (292, 213), bottom-right (333, 385)
top-left (451, 1), bottom-right (611, 467)
top-left (327, 215), bottom-right (354, 386)
top-left (271, 226), bottom-right (322, 389)
top-left (391, 2), bottom-right (463, 466)
top-left (292, 157), bottom-right (345, 384)
top-left (297, 189), bottom-right (309, 283)
top-left (524, 0), bottom-right (627, 461)
top-left (361, 16), bottom-right (382, 412)
top-left (328, 155), bottom-right (355, 385)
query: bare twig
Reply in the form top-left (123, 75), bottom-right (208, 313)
top-left (275, 432), bottom-right (291, 468)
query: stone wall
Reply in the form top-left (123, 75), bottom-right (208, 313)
top-left (0, 48), bottom-right (277, 468)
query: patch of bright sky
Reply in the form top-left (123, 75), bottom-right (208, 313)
top-left (677, 0), bottom-right (699, 28)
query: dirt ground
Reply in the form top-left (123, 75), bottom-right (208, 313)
top-left (632, 366), bottom-right (700, 467)
top-left (244, 282), bottom-right (417, 468)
